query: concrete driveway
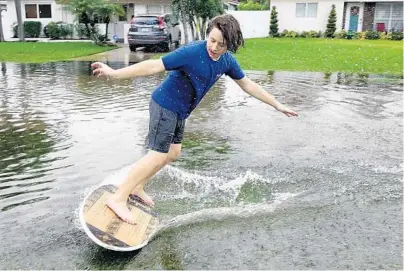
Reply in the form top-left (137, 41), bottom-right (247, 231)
top-left (74, 44), bottom-right (160, 64)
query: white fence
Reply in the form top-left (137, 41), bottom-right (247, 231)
top-left (226, 10), bottom-right (271, 39)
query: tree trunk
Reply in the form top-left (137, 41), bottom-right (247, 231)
top-left (200, 18), bottom-right (207, 40)
top-left (15, 0), bottom-right (24, 41)
top-left (0, 9), bottom-right (4, 41)
top-left (189, 19), bottom-right (195, 40)
top-left (104, 16), bottom-right (110, 41)
top-left (179, 0), bottom-right (189, 43)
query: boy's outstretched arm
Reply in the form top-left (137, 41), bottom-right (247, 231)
top-left (91, 59), bottom-right (166, 79)
top-left (234, 76), bottom-right (298, 117)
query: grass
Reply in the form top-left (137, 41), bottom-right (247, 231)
top-left (1, 39), bottom-right (402, 74)
top-left (236, 38), bottom-right (403, 75)
top-left (157, 38), bottom-right (403, 75)
top-left (0, 42), bottom-right (117, 63)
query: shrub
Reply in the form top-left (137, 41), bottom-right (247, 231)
top-left (391, 32), bottom-right (403, 41)
top-left (285, 30), bottom-right (298, 37)
top-left (354, 31), bottom-right (366, 40)
top-left (300, 31), bottom-right (309, 38)
top-left (334, 30), bottom-right (347, 39)
top-left (75, 23), bottom-right (89, 39)
top-left (24, 21), bottom-right (42, 38)
top-left (238, 0), bottom-right (268, 10)
top-left (280, 29), bottom-right (288, 37)
top-left (307, 30), bottom-right (318, 38)
top-left (13, 21), bottom-right (42, 38)
top-left (365, 30), bottom-right (380, 40)
top-left (45, 22), bottom-right (73, 39)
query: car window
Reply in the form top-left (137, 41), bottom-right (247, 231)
top-left (133, 17), bottom-right (159, 25)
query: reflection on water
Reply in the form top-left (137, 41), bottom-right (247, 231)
top-left (0, 61), bottom-right (402, 269)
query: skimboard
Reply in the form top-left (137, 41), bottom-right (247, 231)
top-left (79, 167), bottom-right (159, 251)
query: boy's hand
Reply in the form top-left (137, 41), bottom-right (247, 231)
top-left (91, 62), bottom-right (116, 78)
top-left (276, 104), bottom-right (298, 117)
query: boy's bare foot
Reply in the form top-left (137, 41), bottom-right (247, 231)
top-left (106, 199), bottom-right (137, 225)
top-left (130, 188), bottom-right (155, 207)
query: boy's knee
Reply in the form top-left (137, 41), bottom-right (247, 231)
top-left (167, 149), bottom-right (181, 163)
top-left (148, 150), bottom-right (169, 166)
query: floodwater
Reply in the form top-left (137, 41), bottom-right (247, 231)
top-left (0, 60), bottom-right (402, 270)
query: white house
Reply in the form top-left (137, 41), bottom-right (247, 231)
top-left (271, 0), bottom-right (403, 33)
top-left (2, 0), bottom-right (172, 41)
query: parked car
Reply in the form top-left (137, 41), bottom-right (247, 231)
top-left (127, 13), bottom-right (181, 52)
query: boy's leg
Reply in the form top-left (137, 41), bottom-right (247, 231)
top-left (107, 99), bottom-right (182, 224)
top-left (106, 150), bottom-right (167, 224)
top-left (131, 143), bottom-right (182, 205)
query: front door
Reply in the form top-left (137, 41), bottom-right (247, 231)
top-left (349, 6), bottom-right (360, 31)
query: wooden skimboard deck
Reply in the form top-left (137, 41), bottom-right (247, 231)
top-left (79, 184), bottom-right (159, 251)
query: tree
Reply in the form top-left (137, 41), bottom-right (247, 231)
top-left (172, 0), bottom-right (191, 43)
top-left (97, 2), bottom-right (125, 41)
top-left (172, 0), bottom-right (223, 43)
top-left (325, 4), bottom-right (337, 38)
top-left (269, 6), bottom-right (279, 37)
top-left (64, 0), bottom-right (103, 43)
top-left (238, 0), bottom-right (269, 10)
top-left (193, 0), bottom-right (223, 40)
top-left (15, 0), bottom-right (24, 41)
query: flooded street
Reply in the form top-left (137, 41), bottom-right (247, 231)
top-left (0, 60), bottom-right (402, 269)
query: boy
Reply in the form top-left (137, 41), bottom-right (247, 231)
top-left (91, 14), bottom-right (298, 224)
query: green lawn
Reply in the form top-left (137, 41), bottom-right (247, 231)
top-left (236, 38), bottom-right (403, 75)
top-left (154, 38), bottom-right (403, 75)
top-left (0, 42), bottom-right (116, 63)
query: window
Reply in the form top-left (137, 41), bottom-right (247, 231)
top-left (39, 5), bottom-right (51, 18)
top-left (25, 4), bottom-right (37, 18)
top-left (25, 4), bottom-right (52, 19)
top-left (296, 3), bottom-right (318, 18)
top-left (374, 2), bottom-right (403, 32)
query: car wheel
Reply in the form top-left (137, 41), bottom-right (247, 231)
top-left (175, 32), bottom-right (181, 48)
top-left (129, 45), bottom-right (137, 52)
top-left (162, 37), bottom-right (170, 52)
top-left (160, 42), bottom-right (169, 52)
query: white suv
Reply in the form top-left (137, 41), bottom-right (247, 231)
top-left (127, 13), bottom-right (181, 52)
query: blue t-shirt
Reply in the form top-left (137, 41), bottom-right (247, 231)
top-left (151, 40), bottom-right (245, 119)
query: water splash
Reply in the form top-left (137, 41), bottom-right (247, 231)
top-left (155, 191), bottom-right (300, 235)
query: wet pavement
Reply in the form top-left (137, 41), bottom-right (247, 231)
top-left (0, 59), bottom-right (402, 269)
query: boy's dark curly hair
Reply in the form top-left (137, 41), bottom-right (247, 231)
top-left (206, 14), bottom-right (244, 53)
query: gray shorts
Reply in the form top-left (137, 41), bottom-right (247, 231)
top-left (147, 99), bottom-right (186, 153)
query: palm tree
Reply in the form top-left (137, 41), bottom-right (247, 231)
top-left (64, 0), bottom-right (101, 42)
top-left (97, 2), bottom-right (124, 41)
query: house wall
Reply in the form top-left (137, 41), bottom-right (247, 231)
top-left (4, 0), bottom-right (169, 40)
top-left (1, 9), bottom-right (8, 39)
top-left (3, 0), bottom-right (14, 39)
top-left (271, 0), bottom-right (345, 32)
top-left (4, 0), bottom-right (74, 38)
